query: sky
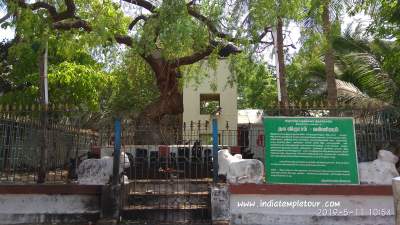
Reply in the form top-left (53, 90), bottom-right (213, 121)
top-left (0, 8), bottom-right (14, 41)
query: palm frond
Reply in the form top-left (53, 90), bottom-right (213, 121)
top-left (336, 79), bottom-right (387, 107)
top-left (333, 23), bottom-right (371, 54)
top-left (337, 52), bottom-right (397, 103)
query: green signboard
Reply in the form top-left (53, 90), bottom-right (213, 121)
top-left (264, 117), bottom-right (359, 185)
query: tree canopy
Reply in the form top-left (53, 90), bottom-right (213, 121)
top-left (0, 0), bottom-right (399, 116)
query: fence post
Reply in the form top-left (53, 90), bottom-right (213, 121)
top-left (99, 118), bottom-right (122, 224)
top-left (212, 117), bottom-right (219, 183)
top-left (112, 118), bottom-right (121, 185)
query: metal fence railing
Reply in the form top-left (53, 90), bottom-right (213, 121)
top-left (0, 104), bottom-right (398, 184)
top-left (0, 106), bottom-right (96, 184)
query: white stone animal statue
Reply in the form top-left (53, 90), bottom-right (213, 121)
top-left (77, 152), bottom-right (131, 185)
top-left (218, 149), bottom-right (264, 184)
top-left (358, 149), bottom-right (399, 185)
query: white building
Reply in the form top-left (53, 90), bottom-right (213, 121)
top-left (237, 109), bottom-right (265, 161)
top-left (182, 59), bottom-right (237, 146)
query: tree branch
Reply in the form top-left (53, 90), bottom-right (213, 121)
top-left (255, 26), bottom-right (272, 43)
top-left (0, 12), bottom-right (12, 24)
top-left (284, 44), bottom-right (296, 49)
top-left (170, 45), bottom-right (214, 67)
top-left (187, 0), bottom-right (196, 6)
top-left (53, 19), bottom-right (92, 32)
top-left (187, 5), bottom-right (271, 44)
top-left (115, 35), bottom-right (133, 47)
top-left (129, 15), bottom-right (148, 30)
top-left (16, 0), bottom-right (76, 22)
top-left (55, 0), bottom-right (76, 21)
top-left (16, 0), bottom-right (58, 18)
top-left (186, 6), bottom-right (233, 41)
top-left (15, 0), bottom-right (135, 48)
top-left (122, 0), bottom-right (156, 13)
top-left (170, 39), bottom-right (243, 67)
top-left (260, 41), bottom-right (274, 45)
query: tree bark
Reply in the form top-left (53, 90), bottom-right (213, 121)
top-left (143, 56), bottom-right (183, 120)
top-left (134, 56), bottom-right (184, 145)
top-left (322, 0), bottom-right (337, 107)
top-left (276, 17), bottom-right (289, 115)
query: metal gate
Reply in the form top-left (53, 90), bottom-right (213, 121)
top-left (119, 124), bottom-right (214, 224)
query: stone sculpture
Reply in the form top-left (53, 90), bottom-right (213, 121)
top-left (77, 152), bottom-right (131, 185)
top-left (359, 149), bottom-right (399, 185)
top-left (218, 149), bottom-right (264, 184)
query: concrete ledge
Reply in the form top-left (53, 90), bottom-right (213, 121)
top-left (0, 185), bottom-right (102, 225)
top-left (0, 184), bottom-right (102, 195)
top-left (229, 184), bottom-right (392, 195)
top-left (226, 184), bottom-right (395, 225)
top-left (231, 214), bottom-right (394, 225)
top-left (0, 213), bottom-right (99, 225)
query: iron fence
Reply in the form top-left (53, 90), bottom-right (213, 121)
top-left (0, 104), bottom-right (398, 184)
top-left (0, 107), bottom-right (96, 183)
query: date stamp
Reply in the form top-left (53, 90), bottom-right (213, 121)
top-left (234, 199), bottom-right (394, 217)
top-left (316, 208), bottom-right (393, 216)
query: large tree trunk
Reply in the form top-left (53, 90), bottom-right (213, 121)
top-left (322, 0), bottom-right (337, 107)
top-left (276, 17), bottom-right (289, 115)
top-left (134, 56), bottom-right (184, 145)
top-left (144, 55), bottom-right (184, 119)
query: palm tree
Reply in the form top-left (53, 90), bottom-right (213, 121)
top-left (305, 0), bottom-right (354, 106)
top-left (333, 25), bottom-right (398, 106)
top-left (322, 0), bottom-right (337, 107)
top-left (287, 24), bottom-right (399, 108)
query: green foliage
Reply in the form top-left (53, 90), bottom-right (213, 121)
top-left (229, 54), bottom-right (277, 109)
top-left (134, 0), bottom-right (215, 60)
top-left (250, 0), bottom-right (307, 24)
top-left (158, 0), bottom-right (203, 59)
top-left (335, 52), bottom-right (396, 103)
top-left (74, 0), bottom-right (130, 48)
top-left (4, 32), bottom-right (99, 90)
top-left (107, 50), bottom-right (159, 114)
top-left (286, 54), bottom-right (326, 102)
top-left (286, 26), bottom-right (400, 106)
top-left (0, 62), bottom-right (111, 110)
top-left (362, 0), bottom-right (400, 39)
top-left (4, 0), bottom-right (400, 114)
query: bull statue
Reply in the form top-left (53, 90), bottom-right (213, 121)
top-left (358, 149), bottom-right (399, 185)
top-left (77, 152), bottom-right (131, 185)
top-left (218, 149), bottom-right (264, 184)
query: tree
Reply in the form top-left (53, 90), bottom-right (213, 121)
top-left (248, 0), bottom-right (306, 111)
top-left (0, 40), bottom-right (20, 95)
top-left (1, 1), bottom-right (275, 144)
top-left (275, 16), bottom-right (290, 111)
top-left (0, 62), bottom-right (112, 111)
top-left (286, 25), bottom-right (399, 108)
top-left (230, 54), bottom-right (277, 109)
top-left (0, 0), bottom-right (280, 144)
top-left (304, 0), bottom-right (349, 107)
top-left (321, 0), bottom-right (337, 107)
top-left (333, 27), bottom-right (399, 106)
top-left (107, 49), bottom-right (159, 115)
top-left (361, 0), bottom-right (400, 39)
